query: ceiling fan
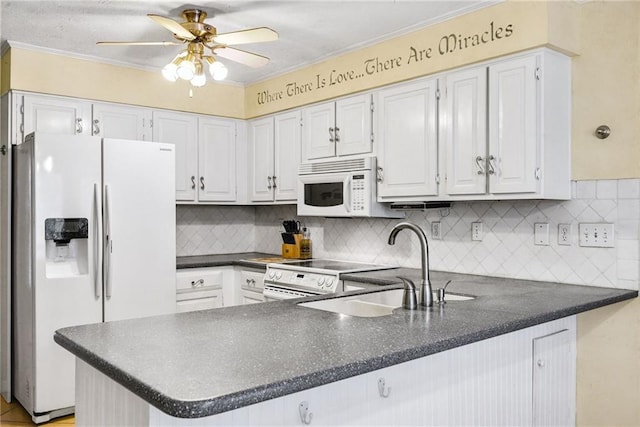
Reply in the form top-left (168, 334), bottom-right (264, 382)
top-left (97, 8), bottom-right (278, 85)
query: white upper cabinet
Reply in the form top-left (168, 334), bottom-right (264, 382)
top-left (152, 110), bottom-right (198, 201)
top-left (274, 111), bottom-right (301, 201)
top-left (92, 103), bottom-right (151, 141)
top-left (248, 111), bottom-right (301, 203)
top-left (301, 93), bottom-right (372, 162)
top-left (488, 55), bottom-right (538, 195)
top-left (21, 94), bottom-right (91, 140)
top-left (153, 111), bottom-right (238, 203)
top-left (442, 66), bottom-right (488, 196)
top-left (376, 78), bottom-right (439, 200)
top-left (198, 117), bottom-right (237, 202)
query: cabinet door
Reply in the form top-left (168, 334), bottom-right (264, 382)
top-left (248, 117), bottom-right (275, 202)
top-left (152, 110), bottom-right (198, 201)
top-left (335, 94), bottom-right (372, 157)
top-left (532, 329), bottom-right (574, 427)
top-left (377, 79), bottom-right (438, 199)
top-left (301, 102), bottom-right (335, 161)
top-left (444, 67), bottom-right (487, 195)
top-left (22, 94), bottom-right (91, 139)
top-left (241, 290), bottom-right (265, 304)
top-left (274, 111), bottom-right (301, 201)
top-left (198, 117), bottom-right (237, 202)
top-left (488, 55), bottom-right (538, 194)
top-left (92, 103), bottom-right (151, 140)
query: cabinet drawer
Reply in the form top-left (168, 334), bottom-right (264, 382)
top-left (240, 270), bottom-right (265, 291)
top-left (176, 268), bottom-right (223, 293)
top-left (176, 293), bottom-right (223, 313)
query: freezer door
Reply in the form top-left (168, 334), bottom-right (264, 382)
top-left (28, 133), bottom-right (103, 414)
top-left (102, 139), bottom-right (176, 321)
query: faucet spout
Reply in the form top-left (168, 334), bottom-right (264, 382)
top-left (387, 222), bottom-right (433, 307)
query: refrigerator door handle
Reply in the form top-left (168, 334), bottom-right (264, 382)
top-left (104, 184), bottom-right (113, 299)
top-left (93, 183), bottom-right (101, 298)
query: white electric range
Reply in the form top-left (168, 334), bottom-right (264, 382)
top-left (263, 259), bottom-right (397, 300)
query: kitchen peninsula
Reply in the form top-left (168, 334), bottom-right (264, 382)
top-left (55, 271), bottom-right (635, 426)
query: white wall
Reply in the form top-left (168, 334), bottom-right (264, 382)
top-left (178, 179), bottom-right (640, 291)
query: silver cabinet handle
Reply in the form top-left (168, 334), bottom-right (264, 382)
top-left (267, 176), bottom-right (272, 190)
top-left (487, 155), bottom-right (496, 175)
top-left (299, 401), bottom-right (313, 425)
top-left (200, 177), bottom-right (205, 190)
top-left (334, 126), bottom-right (340, 143)
top-left (191, 176), bottom-right (196, 189)
top-left (272, 176), bottom-right (277, 189)
top-left (191, 279), bottom-right (204, 288)
top-left (378, 377), bottom-right (391, 398)
top-left (0, 145), bottom-right (6, 156)
top-left (376, 166), bottom-right (384, 183)
top-left (76, 118), bottom-right (83, 134)
top-left (328, 127), bottom-right (335, 143)
top-left (475, 156), bottom-right (485, 175)
top-left (93, 119), bottom-right (100, 135)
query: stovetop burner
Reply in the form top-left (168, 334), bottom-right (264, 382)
top-left (280, 259), bottom-right (395, 273)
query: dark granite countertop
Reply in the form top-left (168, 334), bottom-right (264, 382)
top-left (176, 252), bottom-right (283, 270)
top-left (55, 270), bottom-right (637, 419)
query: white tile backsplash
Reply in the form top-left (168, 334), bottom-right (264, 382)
top-left (178, 180), bottom-right (640, 290)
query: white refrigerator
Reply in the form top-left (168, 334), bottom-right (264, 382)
top-left (12, 133), bottom-right (176, 423)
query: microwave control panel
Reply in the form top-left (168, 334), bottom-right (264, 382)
top-left (350, 173), bottom-right (366, 212)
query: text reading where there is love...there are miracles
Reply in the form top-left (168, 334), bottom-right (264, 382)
top-left (256, 21), bottom-right (514, 106)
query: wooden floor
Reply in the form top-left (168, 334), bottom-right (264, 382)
top-left (1, 396), bottom-right (75, 426)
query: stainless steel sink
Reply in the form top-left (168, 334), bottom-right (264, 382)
top-left (299, 288), bottom-right (474, 318)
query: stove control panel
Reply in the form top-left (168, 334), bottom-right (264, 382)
top-left (265, 267), bottom-right (340, 293)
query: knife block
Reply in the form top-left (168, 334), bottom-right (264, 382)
top-left (282, 234), bottom-right (302, 259)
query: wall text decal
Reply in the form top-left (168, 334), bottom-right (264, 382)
top-left (256, 21), bottom-right (514, 106)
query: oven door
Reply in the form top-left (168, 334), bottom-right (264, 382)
top-left (297, 171), bottom-right (352, 217)
top-left (263, 285), bottom-right (321, 301)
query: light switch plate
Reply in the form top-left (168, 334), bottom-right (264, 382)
top-left (431, 222), bottom-right (442, 240)
top-left (578, 223), bottom-right (615, 247)
top-left (534, 223), bottom-right (550, 246)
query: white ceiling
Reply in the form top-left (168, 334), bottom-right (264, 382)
top-left (0, 1), bottom-right (498, 85)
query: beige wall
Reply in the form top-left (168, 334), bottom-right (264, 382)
top-left (3, 48), bottom-right (245, 119)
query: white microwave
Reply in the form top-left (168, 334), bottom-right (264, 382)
top-left (297, 157), bottom-right (404, 218)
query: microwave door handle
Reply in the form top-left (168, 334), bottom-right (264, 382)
top-left (344, 176), bottom-right (351, 213)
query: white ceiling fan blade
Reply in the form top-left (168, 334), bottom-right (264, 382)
top-left (213, 27), bottom-right (278, 45)
top-left (214, 47), bottom-right (270, 68)
top-left (97, 41), bottom-right (181, 46)
top-left (148, 14), bottom-right (195, 41)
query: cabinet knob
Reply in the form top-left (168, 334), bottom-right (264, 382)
top-left (200, 176), bottom-right (205, 190)
top-left (328, 127), bottom-right (335, 143)
top-left (487, 155), bottom-right (497, 175)
top-left (377, 377), bottom-right (391, 398)
top-left (191, 279), bottom-right (204, 288)
top-left (376, 166), bottom-right (384, 183)
top-left (267, 176), bottom-right (272, 190)
top-left (272, 176), bottom-right (277, 189)
top-left (75, 118), bottom-right (83, 134)
top-left (191, 176), bottom-right (196, 189)
top-left (93, 119), bottom-right (101, 135)
top-left (537, 359), bottom-right (545, 368)
top-left (334, 127), bottom-right (340, 143)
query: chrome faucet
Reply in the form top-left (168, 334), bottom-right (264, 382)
top-left (387, 222), bottom-right (433, 307)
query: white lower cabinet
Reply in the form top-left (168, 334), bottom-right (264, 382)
top-left (239, 269), bottom-right (266, 304)
top-left (176, 268), bottom-right (225, 313)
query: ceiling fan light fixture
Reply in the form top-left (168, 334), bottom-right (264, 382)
top-left (176, 55), bottom-right (196, 80)
top-left (207, 59), bottom-right (228, 81)
top-left (191, 63), bottom-right (206, 87)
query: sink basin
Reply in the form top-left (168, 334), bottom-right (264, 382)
top-left (299, 288), bottom-right (474, 318)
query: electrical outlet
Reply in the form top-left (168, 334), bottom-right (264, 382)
top-left (579, 223), bottom-right (615, 248)
top-left (534, 223), bottom-right (550, 245)
top-left (471, 222), bottom-right (483, 241)
top-left (558, 224), bottom-right (572, 246)
top-left (431, 222), bottom-right (442, 240)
